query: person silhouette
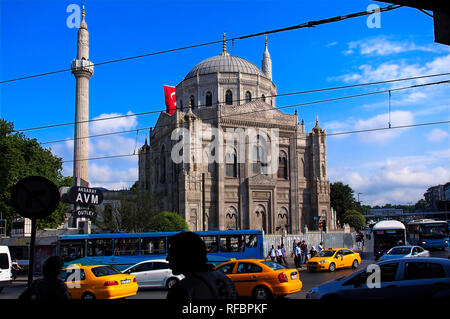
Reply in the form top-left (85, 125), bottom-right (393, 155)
top-left (19, 256), bottom-right (71, 300)
top-left (166, 231), bottom-right (237, 301)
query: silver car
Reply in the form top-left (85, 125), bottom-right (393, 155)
top-left (379, 245), bottom-right (430, 261)
top-left (306, 257), bottom-right (450, 299)
top-left (122, 259), bottom-right (184, 288)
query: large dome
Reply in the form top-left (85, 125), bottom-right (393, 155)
top-left (184, 55), bottom-right (265, 80)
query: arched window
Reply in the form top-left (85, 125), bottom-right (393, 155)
top-left (252, 135), bottom-right (267, 174)
top-left (205, 91), bottom-right (212, 107)
top-left (225, 149), bottom-right (237, 178)
top-left (277, 152), bottom-right (288, 179)
top-left (160, 146), bottom-right (166, 183)
top-left (225, 90), bottom-right (233, 105)
top-left (245, 91), bottom-right (252, 103)
top-left (189, 95), bottom-right (196, 109)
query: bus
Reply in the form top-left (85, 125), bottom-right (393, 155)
top-left (407, 219), bottom-right (449, 250)
top-left (57, 230), bottom-right (264, 270)
top-left (372, 220), bottom-right (406, 260)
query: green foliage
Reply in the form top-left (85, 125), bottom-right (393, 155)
top-left (148, 211), bottom-right (189, 232)
top-left (330, 182), bottom-right (359, 225)
top-left (342, 210), bottom-right (366, 230)
top-left (0, 119), bottom-right (71, 231)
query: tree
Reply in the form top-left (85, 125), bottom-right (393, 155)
top-left (93, 190), bottom-right (159, 233)
top-left (330, 182), bottom-right (359, 225)
top-left (414, 199), bottom-right (427, 211)
top-left (0, 119), bottom-right (71, 231)
top-left (342, 209), bottom-right (366, 230)
top-left (148, 211), bottom-right (189, 232)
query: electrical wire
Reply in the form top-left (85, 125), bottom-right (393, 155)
top-left (1, 4), bottom-right (401, 84)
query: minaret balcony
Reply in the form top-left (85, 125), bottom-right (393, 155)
top-left (71, 59), bottom-right (94, 76)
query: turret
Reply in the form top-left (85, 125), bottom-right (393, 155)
top-left (262, 35), bottom-right (272, 81)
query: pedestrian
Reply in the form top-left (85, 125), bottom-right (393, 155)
top-left (18, 256), bottom-right (71, 300)
top-left (11, 259), bottom-right (22, 281)
top-left (280, 244), bottom-right (287, 265)
top-left (268, 245), bottom-right (276, 261)
top-left (309, 246), bottom-right (317, 258)
top-left (291, 240), bottom-right (297, 258)
top-left (275, 245), bottom-right (283, 264)
top-left (356, 231), bottom-right (363, 250)
top-left (317, 242), bottom-right (324, 252)
top-left (294, 243), bottom-right (302, 268)
top-left (301, 241), bottom-right (308, 265)
top-left (166, 231), bottom-right (237, 301)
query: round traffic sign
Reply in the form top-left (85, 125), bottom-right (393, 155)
top-left (11, 176), bottom-right (61, 219)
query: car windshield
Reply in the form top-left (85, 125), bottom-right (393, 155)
top-left (260, 261), bottom-right (286, 270)
top-left (388, 247), bottom-right (411, 255)
top-left (318, 250), bottom-right (336, 257)
top-left (91, 266), bottom-right (121, 277)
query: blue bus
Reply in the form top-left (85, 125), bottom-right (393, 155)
top-left (57, 230), bottom-right (264, 270)
top-left (407, 219), bottom-right (449, 250)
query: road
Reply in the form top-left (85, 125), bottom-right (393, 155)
top-left (1, 245), bottom-right (448, 300)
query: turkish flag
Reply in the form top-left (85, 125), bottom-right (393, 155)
top-left (164, 85), bottom-right (176, 115)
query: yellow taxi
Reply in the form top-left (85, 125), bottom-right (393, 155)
top-left (307, 248), bottom-right (361, 272)
top-left (60, 265), bottom-right (138, 299)
top-left (214, 259), bottom-right (302, 299)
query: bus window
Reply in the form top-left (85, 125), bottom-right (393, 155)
top-left (219, 235), bottom-right (245, 253)
top-left (141, 237), bottom-right (166, 255)
top-left (246, 234), bottom-right (258, 248)
top-left (87, 239), bottom-right (112, 257)
top-left (200, 236), bottom-right (218, 253)
top-left (60, 240), bottom-right (86, 261)
top-left (114, 238), bottom-right (139, 256)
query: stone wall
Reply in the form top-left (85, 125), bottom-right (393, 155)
top-left (264, 230), bottom-right (357, 256)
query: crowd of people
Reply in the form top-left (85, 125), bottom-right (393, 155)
top-left (267, 240), bottom-right (325, 268)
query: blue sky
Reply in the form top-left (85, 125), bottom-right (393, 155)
top-left (1, 0), bottom-right (449, 206)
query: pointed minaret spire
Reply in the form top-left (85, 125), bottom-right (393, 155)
top-left (221, 32), bottom-right (229, 56)
top-left (262, 34), bottom-right (272, 80)
top-left (71, 2), bottom-right (94, 187)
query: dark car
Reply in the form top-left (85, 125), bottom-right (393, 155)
top-left (306, 257), bottom-right (450, 299)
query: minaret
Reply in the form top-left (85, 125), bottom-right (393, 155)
top-left (262, 35), bottom-right (272, 80)
top-left (71, 3), bottom-right (94, 187)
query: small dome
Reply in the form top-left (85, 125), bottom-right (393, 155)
top-left (185, 55), bottom-right (265, 80)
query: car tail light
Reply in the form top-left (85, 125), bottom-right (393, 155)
top-left (104, 281), bottom-right (118, 286)
top-left (278, 272), bottom-right (288, 283)
top-left (133, 277), bottom-right (137, 283)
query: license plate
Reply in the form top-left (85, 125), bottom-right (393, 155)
top-left (121, 279), bottom-right (131, 284)
top-left (290, 273), bottom-right (297, 280)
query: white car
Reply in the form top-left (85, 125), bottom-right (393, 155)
top-left (0, 246), bottom-right (12, 293)
top-left (122, 259), bottom-right (184, 288)
top-left (379, 245), bottom-right (430, 261)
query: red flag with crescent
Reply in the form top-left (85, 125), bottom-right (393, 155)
top-left (164, 85), bottom-right (176, 115)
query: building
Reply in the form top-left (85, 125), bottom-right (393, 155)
top-left (138, 35), bottom-right (331, 234)
top-left (424, 183), bottom-right (450, 211)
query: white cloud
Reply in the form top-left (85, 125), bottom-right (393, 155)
top-left (90, 111), bottom-right (138, 135)
top-left (426, 128), bottom-right (449, 142)
top-left (326, 41), bottom-right (337, 48)
top-left (344, 36), bottom-right (445, 56)
top-left (329, 149), bottom-right (450, 205)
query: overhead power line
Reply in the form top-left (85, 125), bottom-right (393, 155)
top-left (61, 119), bottom-right (450, 163)
top-left (1, 4), bottom-right (401, 84)
top-left (16, 73), bottom-right (450, 134)
top-left (40, 79), bottom-right (450, 145)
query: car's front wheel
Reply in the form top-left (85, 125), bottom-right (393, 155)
top-left (329, 263), bottom-right (336, 272)
top-left (253, 286), bottom-right (272, 300)
top-left (352, 260), bottom-right (359, 269)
